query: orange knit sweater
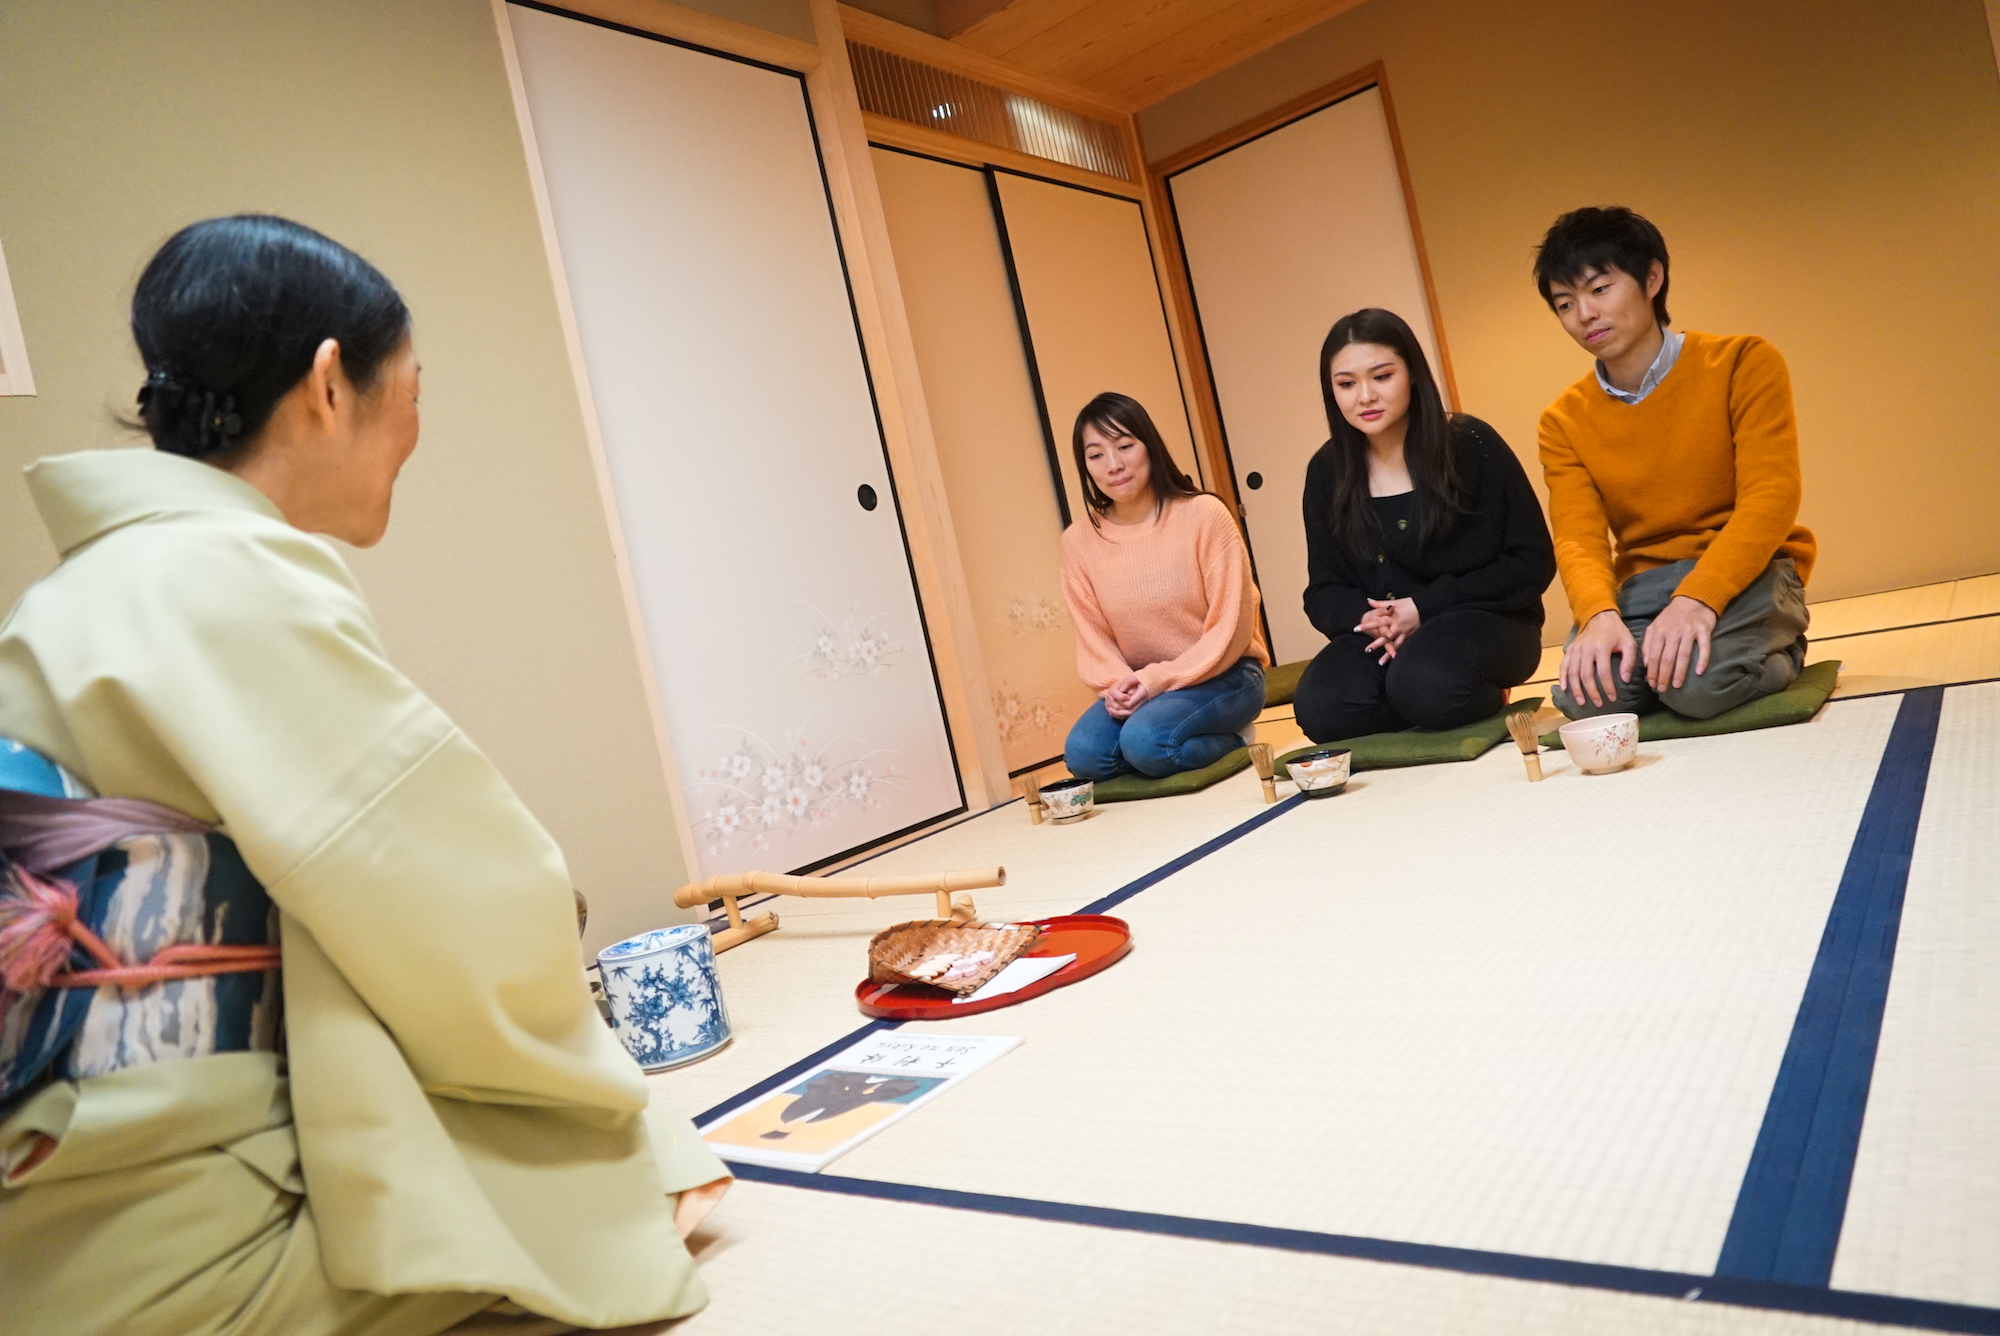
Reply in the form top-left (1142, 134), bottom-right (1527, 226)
top-left (1059, 493), bottom-right (1269, 696)
top-left (1537, 330), bottom-right (1817, 623)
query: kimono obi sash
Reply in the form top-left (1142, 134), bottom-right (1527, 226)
top-left (0, 739), bottom-right (282, 1112)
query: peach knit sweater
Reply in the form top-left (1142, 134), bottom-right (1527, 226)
top-left (1538, 331), bottom-right (1817, 623)
top-left (1058, 493), bottom-right (1269, 696)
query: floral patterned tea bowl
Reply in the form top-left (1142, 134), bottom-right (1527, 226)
top-left (1557, 713), bottom-right (1640, 775)
top-left (595, 924), bottom-right (731, 1071)
top-left (1288, 748), bottom-right (1352, 798)
top-left (1039, 777), bottom-right (1094, 823)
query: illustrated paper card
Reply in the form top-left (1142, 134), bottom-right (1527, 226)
top-left (700, 1032), bottom-right (1020, 1172)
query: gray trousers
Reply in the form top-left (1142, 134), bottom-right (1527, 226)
top-left (1552, 556), bottom-right (1809, 721)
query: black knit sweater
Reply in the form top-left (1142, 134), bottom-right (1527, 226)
top-left (1301, 415), bottom-right (1555, 637)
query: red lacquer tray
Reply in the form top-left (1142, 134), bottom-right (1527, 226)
top-left (854, 914), bottom-right (1131, 1019)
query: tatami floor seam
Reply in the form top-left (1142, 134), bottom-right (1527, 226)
top-left (674, 684), bottom-right (1997, 1335)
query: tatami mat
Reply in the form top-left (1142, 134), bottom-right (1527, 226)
top-left (644, 611), bottom-right (2000, 1333)
top-left (1517, 576), bottom-right (2000, 704)
top-left (650, 766), bottom-right (1293, 1118)
top-left (679, 1180), bottom-right (1905, 1335)
top-left (1815, 619), bottom-right (2000, 699)
top-left (1834, 682), bottom-right (2000, 1308)
top-left (1805, 576), bottom-right (2000, 640)
top-left (803, 701), bottom-right (1903, 1277)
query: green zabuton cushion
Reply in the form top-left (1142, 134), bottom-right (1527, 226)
top-left (1539, 660), bottom-right (1840, 749)
top-left (1091, 747), bottom-right (1252, 803)
top-left (1263, 660), bottom-right (1308, 708)
top-left (1275, 698), bottom-right (1542, 778)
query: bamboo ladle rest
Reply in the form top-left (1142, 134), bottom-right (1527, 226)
top-left (671, 867), bottom-right (1007, 952)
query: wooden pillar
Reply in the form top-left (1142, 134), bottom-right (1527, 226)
top-left (803, 0), bottom-right (1011, 809)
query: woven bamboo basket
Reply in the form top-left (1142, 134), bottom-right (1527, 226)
top-left (867, 920), bottom-right (1042, 997)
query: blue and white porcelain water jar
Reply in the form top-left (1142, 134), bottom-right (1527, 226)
top-left (595, 923), bottom-right (732, 1070)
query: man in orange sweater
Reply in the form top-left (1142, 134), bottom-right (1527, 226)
top-left (1534, 206), bottom-right (1815, 720)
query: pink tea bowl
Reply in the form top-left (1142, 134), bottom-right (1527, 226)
top-left (1557, 713), bottom-right (1640, 774)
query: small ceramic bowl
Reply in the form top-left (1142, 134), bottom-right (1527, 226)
top-left (1039, 777), bottom-right (1094, 823)
top-left (1557, 713), bottom-right (1640, 774)
top-left (1288, 748), bottom-right (1352, 798)
top-left (595, 924), bottom-right (732, 1070)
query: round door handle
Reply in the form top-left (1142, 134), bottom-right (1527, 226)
top-left (857, 484), bottom-right (878, 511)
top-left (1245, 472), bottom-right (1263, 490)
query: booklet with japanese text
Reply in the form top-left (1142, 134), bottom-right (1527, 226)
top-left (699, 1032), bottom-right (1020, 1172)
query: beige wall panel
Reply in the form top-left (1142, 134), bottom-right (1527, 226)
top-left (989, 171), bottom-right (1203, 524)
top-left (872, 147), bottom-right (1097, 771)
top-left (0, 0), bottom-right (692, 956)
top-left (1140, 0), bottom-right (2000, 634)
top-left (1168, 85), bottom-right (1442, 666)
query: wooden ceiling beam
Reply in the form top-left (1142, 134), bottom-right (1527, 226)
top-left (947, 0), bottom-right (1375, 112)
top-left (1103, 0), bottom-right (1372, 107)
top-left (952, 0), bottom-right (1098, 60)
top-left (933, 0), bottom-right (1019, 40)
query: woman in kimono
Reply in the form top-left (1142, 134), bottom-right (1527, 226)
top-left (0, 216), bottom-right (729, 1334)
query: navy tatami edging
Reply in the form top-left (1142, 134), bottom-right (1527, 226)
top-left (1079, 792), bottom-right (1305, 914)
top-left (693, 791), bottom-right (1308, 1126)
top-left (732, 1164), bottom-right (2000, 1334)
top-left (1717, 686), bottom-right (1946, 1285)
top-left (708, 694), bottom-right (1991, 1329)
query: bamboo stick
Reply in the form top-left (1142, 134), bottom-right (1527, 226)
top-left (711, 912), bottom-right (779, 952)
top-left (672, 866), bottom-right (1005, 910)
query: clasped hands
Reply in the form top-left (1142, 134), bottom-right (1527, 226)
top-left (1560, 595), bottom-right (1718, 707)
top-left (1353, 597), bottom-right (1420, 664)
top-left (1102, 674), bottom-right (1152, 719)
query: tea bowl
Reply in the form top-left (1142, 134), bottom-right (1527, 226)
top-left (1039, 777), bottom-right (1094, 823)
top-left (1557, 713), bottom-right (1640, 775)
top-left (1288, 748), bottom-right (1352, 798)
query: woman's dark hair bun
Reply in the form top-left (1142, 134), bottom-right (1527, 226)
top-left (136, 370), bottom-right (244, 455)
top-left (131, 215), bottom-right (409, 459)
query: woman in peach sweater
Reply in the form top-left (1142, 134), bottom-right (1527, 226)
top-left (1058, 393), bottom-right (1269, 780)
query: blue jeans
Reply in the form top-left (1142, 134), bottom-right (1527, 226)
top-left (1063, 658), bottom-right (1267, 780)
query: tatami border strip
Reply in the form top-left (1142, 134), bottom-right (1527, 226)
top-left (695, 791), bottom-right (1307, 1126)
top-left (730, 1164), bottom-right (2000, 1334)
top-left (1078, 791), bottom-right (1304, 915)
top-left (1718, 687), bottom-right (1946, 1285)
top-left (1809, 609), bottom-right (2000, 644)
top-left (708, 690), bottom-right (1998, 1329)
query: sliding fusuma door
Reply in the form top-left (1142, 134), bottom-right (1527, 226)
top-left (1166, 83), bottom-right (1448, 666)
top-left (870, 147), bottom-right (1095, 773)
top-left (987, 169), bottom-right (1204, 524)
top-left (504, 3), bottom-right (963, 877)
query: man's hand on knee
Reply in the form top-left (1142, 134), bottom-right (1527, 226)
top-left (1641, 595), bottom-right (1717, 691)
top-left (1562, 610), bottom-right (1637, 707)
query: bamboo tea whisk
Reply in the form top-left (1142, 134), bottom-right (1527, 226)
top-left (1018, 771), bottom-right (1044, 824)
top-left (1505, 711), bottom-right (1544, 783)
top-left (1247, 742), bottom-right (1277, 804)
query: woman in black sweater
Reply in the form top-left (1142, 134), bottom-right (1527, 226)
top-left (1294, 308), bottom-right (1555, 741)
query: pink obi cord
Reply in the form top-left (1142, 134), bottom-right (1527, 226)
top-left (0, 790), bottom-right (281, 993)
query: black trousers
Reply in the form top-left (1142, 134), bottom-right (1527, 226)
top-left (1294, 608), bottom-right (1544, 742)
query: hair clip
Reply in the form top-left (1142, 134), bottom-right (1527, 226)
top-left (136, 367), bottom-right (181, 410)
top-left (196, 389), bottom-right (242, 451)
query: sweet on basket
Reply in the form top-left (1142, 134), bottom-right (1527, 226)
top-left (867, 919), bottom-right (1042, 996)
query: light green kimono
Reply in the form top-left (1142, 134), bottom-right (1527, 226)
top-left (0, 450), bottom-right (726, 1335)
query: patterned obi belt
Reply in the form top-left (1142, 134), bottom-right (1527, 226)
top-left (0, 739), bottom-right (282, 1112)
